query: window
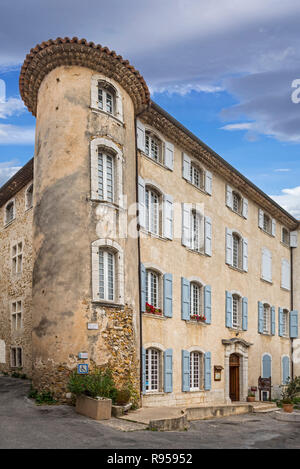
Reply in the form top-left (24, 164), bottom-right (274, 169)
top-left (190, 210), bottom-right (203, 252)
top-left (98, 149), bottom-right (114, 202)
top-left (282, 309), bottom-right (289, 337)
top-left (145, 348), bottom-right (161, 392)
top-left (25, 184), bottom-right (33, 210)
top-left (261, 247), bottom-right (272, 283)
top-left (282, 228), bottom-right (290, 246)
top-left (97, 82), bottom-right (115, 115)
top-left (12, 301), bottom-right (22, 331)
top-left (146, 270), bottom-right (160, 308)
top-left (11, 347), bottom-right (22, 367)
top-left (232, 192), bottom-right (242, 215)
top-left (5, 200), bottom-right (15, 225)
top-left (232, 294), bottom-right (241, 329)
top-left (12, 242), bottom-right (23, 274)
top-left (263, 304), bottom-right (271, 334)
top-left (232, 233), bottom-right (242, 269)
top-left (99, 249), bottom-right (115, 302)
top-left (263, 214), bottom-right (271, 234)
top-left (190, 352), bottom-right (203, 391)
top-left (145, 131), bottom-right (162, 163)
top-left (190, 164), bottom-right (204, 190)
top-left (145, 187), bottom-right (161, 235)
top-left (190, 283), bottom-right (203, 317)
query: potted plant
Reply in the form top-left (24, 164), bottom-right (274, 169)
top-left (68, 369), bottom-right (117, 420)
top-left (247, 391), bottom-right (255, 402)
top-left (280, 376), bottom-right (300, 413)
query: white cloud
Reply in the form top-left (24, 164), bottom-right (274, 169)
top-left (0, 161), bottom-right (22, 186)
top-left (220, 122), bottom-right (254, 131)
top-left (0, 124), bottom-right (35, 144)
top-left (271, 186), bottom-right (300, 219)
top-left (150, 82), bottom-right (223, 96)
top-left (0, 97), bottom-right (25, 119)
top-left (274, 168), bottom-right (291, 172)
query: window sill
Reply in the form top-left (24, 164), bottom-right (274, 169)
top-left (189, 389), bottom-right (205, 393)
top-left (142, 312), bottom-right (167, 320)
top-left (90, 106), bottom-right (124, 126)
top-left (89, 199), bottom-right (124, 211)
top-left (259, 332), bottom-right (273, 337)
top-left (226, 205), bottom-right (246, 219)
top-left (280, 241), bottom-right (290, 249)
top-left (279, 335), bottom-right (290, 340)
top-left (185, 319), bottom-right (208, 326)
top-left (139, 151), bottom-right (171, 171)
top-left (281, 287), bottom-right (291, 292)
top-left (91, 301), bottom-right (125, 309)
top-left (140, 229), bottom-right (168, 242)
top-left (227, 264), bottom-right (245, 274)
top-left (183, 177), bottom-right (210, 196)
top-left (185, 247), bottom-right (206, 257)
top-left (260, 278), bottom-right (273, 285)
top-left (259, 227), bottom-right (275, 238)
top-left (144, 391), bottom-right (165, 396)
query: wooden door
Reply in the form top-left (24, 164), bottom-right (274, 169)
top-left (229, 354), bottom-right (240, 401)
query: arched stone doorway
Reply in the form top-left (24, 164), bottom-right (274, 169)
top-left (229, 353), bottom-right (240, 401)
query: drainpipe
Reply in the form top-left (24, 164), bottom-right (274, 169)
top-left (290, 246), bottom-right (294, 380)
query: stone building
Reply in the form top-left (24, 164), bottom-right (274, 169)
top-left (0, 38), bottom-right (299, 406)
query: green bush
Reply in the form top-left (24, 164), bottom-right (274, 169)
top-left (115, 387), bottom-right (131, 405)
top-left (35, 391), bottom-right (57, 405)
top-left (68, 369), bottom-right (117, 401)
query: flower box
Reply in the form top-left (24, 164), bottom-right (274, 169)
top-left (145, 303), bottom-right (163, 316)
top-left (190, 314), bottom-right (206, 323)
top-left (75, 395), bottom-right (112, 420)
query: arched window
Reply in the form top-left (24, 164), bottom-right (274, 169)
top-left (97, 82), bottom-right (115, 115)
top-left (232, 233), bottom-right (242, 269)
top-left (262, 354), bottom-right (272, 378)
top-left (263, 304), bottom-right (271, 334)
top-left (25, 184), bottom-right (33, 210)
top-left (145, 186), bottom-right (161, 235)
top-left (145, 348), bottom-right (161, 392)
top-left (282, 309), bottom-right (289, 337)
top-left (263, 213), bottom-right (271, 234)
top-left (91, 239), bottom-right (124, 304)
top-left (232, 294), bottom-right (241, 328)
top-left (145, 131), bottom-right (163, 164)
top-left (5, 200), bottom-right (15, 225)
top-left (282, 356), bottom-right (290, 385)
top-left (146, 269), bottom-right (160, 309)
top-left (190, 282), bottom-right (203, 317)
top-left (98, 148), bottom-right (114, 202)
top-left (232, 191), bottom-right (242, 215)
top-left (190, 351), bottom-right (204, 390)
top-left (190, 163), bottom-right (204, 190)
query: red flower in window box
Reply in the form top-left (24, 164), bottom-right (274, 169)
top-left (146, 303), bottom-right (162, 316)
top-left (190, 314), bottom-right (206, 322)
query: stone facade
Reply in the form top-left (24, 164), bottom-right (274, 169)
top-left (0, 37), bottom-right (299, 408)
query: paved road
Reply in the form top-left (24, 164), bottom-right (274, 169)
top-left (0, 376), bottom-right (300, 449)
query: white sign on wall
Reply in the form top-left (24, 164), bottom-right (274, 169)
top-left (0, 340), bottom-right (6, 363)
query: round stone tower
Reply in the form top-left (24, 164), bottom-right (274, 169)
top-left (19, 38), bottom-right (150, 400)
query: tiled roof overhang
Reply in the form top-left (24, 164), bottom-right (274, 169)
top-left (0, 158), bottom-right (33, 208)
top-left (19, 37), bottom-right (150, 115)
top-left (141, 101), bottom-right (299, 230)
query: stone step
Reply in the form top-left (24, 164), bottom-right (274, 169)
top-left (253, 407), bottom-right (278, 413)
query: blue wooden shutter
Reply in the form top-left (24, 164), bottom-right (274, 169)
top-left (163, 194), bottom-right (173, 240)
top-left (282, 356), bottom-right (290, 384)
top-left (182, 153), bottom-right (191, 181)
top-left (164, 349), bottom-right (173, 393)
top-left (182, 350), bottom-right (190, 392)
top-left (258, 301), bottom-right (264, 333)
top-left (142, 347), bottom-right (146, 394)
top-left (204, 352), bottom-right (212, 391)
top-left (242, 238), bottom-right (248, 272)
top-left (204, 285), bottom-right (212, 324)
top-left (271, 306), bottom-right (276, 335)
top-left (278, 307), bottom-right (284, 337)
top-left (164, 141), bottom-right (174, 171)
top-left (205, 171), bottom-right (212, 195)
top-left (242, 198), bottom-right (248, 219)
top-left (163, 273), bottom-right (173, 318)
top-left (205, 216), bottom-right (212, 256)
top-left (290, 310), bottom-right (298, 338)
top-left (140, 263), bottom-right (146, 313)
top-left (226, 228), bottom-right (233, 265)
top-left (242, 297), bottom-right (248, 331)
top-left (225, 291), bottom-right (232, 328)
top-left (181, 277), bottom-right (190, 320)
top-left (262, 354), bottom-right (271, 378)
top-left (136, 119), bottom-right (145, 152)
top-left (138, 176), bottom-right (145, 228)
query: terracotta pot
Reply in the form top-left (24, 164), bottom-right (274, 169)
top-left (247, 396), bottom-right (255, 402)
top-left (282, 403), bottom-right (294, 413)
top-left (75, 395), bottom-right (112, 420)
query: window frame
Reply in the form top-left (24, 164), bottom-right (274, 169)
top-left (145, 186), bottom-right (161, 236)
top-left (90, 75), bottom-right (123, 123)
top-left (25, 183), bottom-right (33, 211)
top-left (282, 309), bottom-right (289, 338)
top-left (263, 303), bottom-right (271, 335)
top-left (11, 241), bottom-right (23, 275)
top-left (11, 346), bottom-right (23, 368)
top-left (4, 199), bottom-right (15, 226)
top-left (146, 269), bottom-right (161, 309)
top-left (232, 294), bottom-right (242, 329)
top-left (145, 130), bottom-right (163, 164)
top-left (190, 282), bottom-right (204, 317)
top-left (282, 228), bottom-right (290, 246)
top-left (11, 300), bottom-right (23, 331)
top-left (190, 351), bottom-right (204, 391)
top-left (145, 347), bottom-right (162, 393)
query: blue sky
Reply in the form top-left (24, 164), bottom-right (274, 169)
top-left (0, 0), bottom-right (300, 216)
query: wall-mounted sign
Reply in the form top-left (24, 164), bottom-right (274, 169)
top-left (87, 323), bottom-right (99, 330)
top-left (77, 364), bottom-right (89, 374)
top-left (78, 352), bottom-right (88, 359)
top-left (214, 365), bottom-right (223, 381)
